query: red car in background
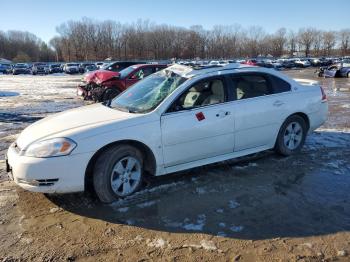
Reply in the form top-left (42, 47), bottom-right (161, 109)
top-left (241, 59), bottom-right (258, 66)
top-left (78, 64), bottom-right (168, 102)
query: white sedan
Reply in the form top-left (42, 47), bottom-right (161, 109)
top-left (6, 64), bottom-right (328, 202)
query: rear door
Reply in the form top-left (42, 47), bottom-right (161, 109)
top-left (160, 77), bottom-right (235, 167)
top-left (229, 73), bottom-right (292, 151)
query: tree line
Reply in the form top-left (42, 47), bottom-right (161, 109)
top-left (1, 18), bottom-right (350, 62)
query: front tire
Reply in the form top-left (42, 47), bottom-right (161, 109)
top-left (93, 145), bottom-right (144, 203)
top-left (275, 115), bottom-right (307, 156)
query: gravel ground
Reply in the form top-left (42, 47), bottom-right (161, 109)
top-left (0, 69), bottom-right (349, 261)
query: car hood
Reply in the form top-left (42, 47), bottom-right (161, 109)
top-left (16, 103), bottom-right (133, 149)
top-left (84, 70), bottom-right (120, 84)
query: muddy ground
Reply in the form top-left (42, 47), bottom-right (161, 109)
top-left (0, 69), bottom-right (349, 261)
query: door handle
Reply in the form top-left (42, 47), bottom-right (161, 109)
top-left (216, 111), bottom-right (231, 117)
top-left (273, 100), bottom-right (284, 107)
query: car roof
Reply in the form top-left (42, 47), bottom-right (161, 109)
top-left (167, 63), bottom-right (254, 78)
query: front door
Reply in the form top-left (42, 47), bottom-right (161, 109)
top-left (160, 78), bottom-right (235, 167)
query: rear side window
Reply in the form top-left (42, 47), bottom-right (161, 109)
top-left (269, 75), bottom-right (291, 93)
top-left (231, 75), bottom-right (272, 100)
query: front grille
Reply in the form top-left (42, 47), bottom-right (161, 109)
top-left (17, 178), bottom-right (59, 187)
top-left (36, 179), bottom-right (59, 186)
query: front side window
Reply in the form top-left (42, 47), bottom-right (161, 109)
top-left (169, 79), bottom-right (226, 112)
top-left (109, 70), bottom-right (187, 113)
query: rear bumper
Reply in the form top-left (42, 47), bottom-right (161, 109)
top-left (6, 144), bottom-right (93, 193)
top-left (309, 102), bottom-right (328, 132)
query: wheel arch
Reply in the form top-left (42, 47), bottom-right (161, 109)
top-left (289, 112), bottom-right (310, 131)
top-left (84, 139), bottom-right (157, 192)
top-left (275, 112), bottom-right (310, 143)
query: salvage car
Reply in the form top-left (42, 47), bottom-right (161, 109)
top-left (6, 63), bottom-right (328, 203)
top-left (12, 63), bottom-right (30, 75)
top-left (316, 63), bottom-right (350, 78)
top-left (78, 64), bottom-right (167, 102)
top-left (31, 63), bottom-right (49, 75)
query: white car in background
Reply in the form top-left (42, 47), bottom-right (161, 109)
top-left (294, 58), bottom-right (311, 68)
top-left (6, 64), bottom-right (328, 202)
top-left (63, 63), bottom-right (80, 74)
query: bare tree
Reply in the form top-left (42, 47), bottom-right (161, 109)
top-left (339, 29), bottom-right (350, 56)
top-left (322, 31), bottom-right (337, 56)
top-left (298, 28), bottom-right (316, 57)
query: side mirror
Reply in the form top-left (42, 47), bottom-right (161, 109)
top-left (130, 74), bottom-right (138, 80)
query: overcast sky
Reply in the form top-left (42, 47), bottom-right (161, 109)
top-left (1, 0), bottom-right (349, 42)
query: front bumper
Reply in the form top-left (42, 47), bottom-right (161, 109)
top-left (6, 144), bottom-right (94, 193)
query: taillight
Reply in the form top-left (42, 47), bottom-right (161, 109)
top-left (320, 86), bottom-right (327, 102)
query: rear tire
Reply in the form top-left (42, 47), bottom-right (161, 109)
top-left (93, 145), bottom-right (144, 203)
top-left (275, 115), bottom-right (307, 156)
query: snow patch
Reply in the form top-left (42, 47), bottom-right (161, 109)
top-left (234, 162), bottom-right (258, 169)
top-left (200, 240), bottom-right (217, 251)
top-left (182, 214), bottom-right (206, 231)
top-left (230, 225), bottom-right (244, 232)
top-left (137, 200), bottom-right (157, 208)
top-left (195, 187), bottom-right (206, 194)
top-left (117, 207), bottom-right (129, 212)
top-left (147, 238), bottom-right (169, 248)
top-left (229, 199), bottom-right (240, 209)
top-left (218, 222), bottom-right (226, 228)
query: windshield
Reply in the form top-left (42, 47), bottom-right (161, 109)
top-left (101, 63), bottom-right (112, 70)
top-left (119, 66), bottom-right (137, 78)
top-left (15, 64), bottom-right (27, 68)
top-left (109, 70), bottom-right (187, 113)
top-left (67, 63), bottom-right (78, 67)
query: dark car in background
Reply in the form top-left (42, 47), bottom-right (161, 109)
top-left (0, 64), bottom-right (11, 74)
top-left (31, 63), bottom-right (49, 75)
top-left (77, 63), bottom-right (168, 102)
top-left (12, 63), bottom-right (31, 75)
top-left (79, 63), bottom-right (98, 73)
top-left (49, 64), bottom-right (63, 74)
top-left (101, 61), bottom-right (146, 72)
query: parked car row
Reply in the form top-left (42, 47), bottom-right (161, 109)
top-left (177, 57), bottom-right (349, 70)
top-left (0, 61), bottom-right (122, 75)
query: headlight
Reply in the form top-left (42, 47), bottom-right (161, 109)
top-left (24, 138), bottom-right (77, 158)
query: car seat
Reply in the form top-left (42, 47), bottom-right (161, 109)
top-left (202, 80), bottom-right (224, 105)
